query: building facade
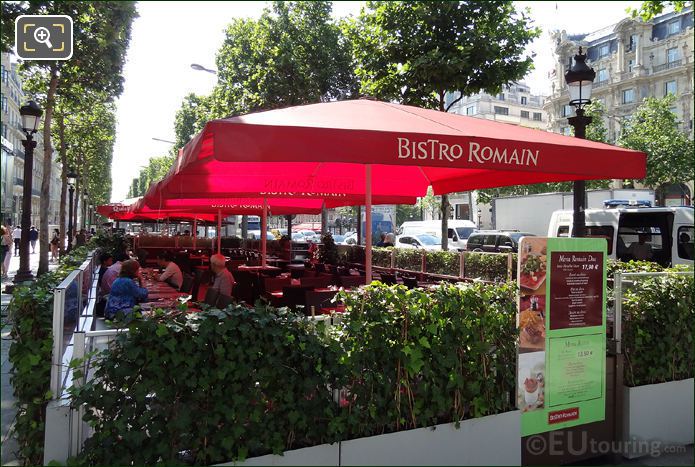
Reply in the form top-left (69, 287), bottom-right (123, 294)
top-left (1, 52), bottom-right (62, 228)
top-left (545, 8), bottom-right (694, 141)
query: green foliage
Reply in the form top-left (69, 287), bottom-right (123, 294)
top-left (627, 1), bottom-right (691, 20)
top-left (372, 247), bottom-right (392, 268)
top-left (617, 95), bottom-right (694, 190)
top-left (336, 281), bottom-right (517, 435)
top-left (318, 232), bottom-right (339, 265)
top-left (212, 0), bottom-right (357, 117)
top-left (464, 252), bottom-right (516, 282)
top-left (395, 248), bottom-right (423, 271)
top-left (425, 250), bottom-right (459, 275)
top-left (396, 204), bottom-right (422, 225)
top-left (8, 246), bottom-right (93, 465)
top-left (347, 1), bottom-right (539, 111)
top-left (71, 304), bottom-right (341, 465)
top-left (127, 154), bottom-right (176, 198)
top-left (172, 93), bottom-right (216, 154)
top-left (621, 271), bottom-right (694, 386)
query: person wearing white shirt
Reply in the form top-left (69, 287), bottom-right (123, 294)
top-left (101, 252), bottom-right (129, 295)
top-left (12, 226), bottom-right (21, 256)
top-left (210, 253), bottom-right (235, 297)
top-left (157, 252), bottom-right (183, 289)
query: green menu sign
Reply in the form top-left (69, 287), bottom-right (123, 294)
top-left (517, 237), bottom-right (607, 436)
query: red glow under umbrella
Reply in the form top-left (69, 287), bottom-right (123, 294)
top-left (158, 99), bottom-right (646, 281)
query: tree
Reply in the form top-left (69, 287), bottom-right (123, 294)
top-left (476, 100), bottom-right (611, 204)
top-left (5, 1), bottom-right (136, 275)
top-left (127, 155), bottom-right (175, 198)
top-left (396, 204), bottom-right (422, 225)
top-left (628, 1), bottom-right (691, 20)
top-left (617, 95), bottom-right (694, 203)
top-left (348, 0), bottom-right (540, 248)
top-left (212, 1), bottom-right (358, 116)
top-left (172, 93), bottom-right (216, 154)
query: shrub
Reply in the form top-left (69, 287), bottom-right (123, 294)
top-left (463, 252), bottom-right (516, 282)
top-left (371, 247), bottom-right (392, 268)
top-left (8, 245), bottom-right (92, 465)
top-left (394, 248), bottom-right (422, 271)
top-left (425, 250), bottom-right (459, 275)
top-left (621, 271), bottom-right (694, 386)
top-left (335, 281), bottom-right (517, 437)
top-left (71, 304), bottom-right (341, 465)
top-left (318, 233), bottom-right (339, 265)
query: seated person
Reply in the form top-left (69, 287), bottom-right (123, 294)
top-left (104, 260), bottom-right (148, 320)
top-left (97, 252), bottom-right (114, 291)
top-left (156, 251), bottom-right (183, 289)
top-left (627, 233), bottom-right (653, 261)
top-left (101, 252), bottom-right (129, 295)
top-left (679, 232), bottom-right (694, 260)
top-left (383, 233), bottom-right (396, 247)
top-left (210, 253), bottom-right (235, 296)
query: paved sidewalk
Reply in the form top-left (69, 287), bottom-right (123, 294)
top-left (1, 246), bottom-right (57, 466)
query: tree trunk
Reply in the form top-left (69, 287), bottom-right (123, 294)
top-left (37, 66), bottom-right (59, 275)
top-left (58, 115), bottom-right (67, 256)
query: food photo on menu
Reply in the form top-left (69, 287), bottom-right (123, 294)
top-left (519, 293), bottom-right (546, 351)
top-left (518, 352), bottom-right (545, 412)
top-left (519, 238), bottom-right (547, 290)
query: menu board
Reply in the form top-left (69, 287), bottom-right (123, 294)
top-left (518, 237), bottom-right (606, 436)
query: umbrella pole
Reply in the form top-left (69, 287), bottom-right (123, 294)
top-left (193, 219), bottom-right (197, 250)
top-left (261, 198), bottom-right (268, 267)
top-left (217, 209), bottom-right (222, 254)
top-left (365, 164), bottom-right (372, 285)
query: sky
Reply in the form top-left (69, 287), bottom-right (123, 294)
top-left (110, 0), bottom-right (642, 202)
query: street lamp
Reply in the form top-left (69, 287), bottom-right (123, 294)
top-left (477, 208), bottom-right (482, 228)
top-left (564, 46), bottom-right (596, 238)
top-left (14, 100), bottom-right (42, 283)
top-left (66, 167), bottom-right (78, 252)
top-left (83, 189), bottom-right (89, 231)
top-left (190, 63), bottom-right (217, 74)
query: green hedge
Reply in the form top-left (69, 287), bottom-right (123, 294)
top-left (336, 282), bottom-right (517, 436)
top-left (71, 304), bottom-right (341, 465)
top-left (7, 245), bottom-right (92, 465)
top-left (621, 269), bottom-right (694, 387)
top-left (395, 248), bottom-right (422, 271)
top-left (71, 281), bottom-right (517, 465)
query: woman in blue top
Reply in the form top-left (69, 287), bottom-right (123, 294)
top-left (105, 259), bottom-right (148, 320)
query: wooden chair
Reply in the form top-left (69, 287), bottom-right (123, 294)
top-left (300, 276), bottom-right (333, 289)
top-left (282, 286), bottom-right (314, 310)
top-left (338, 275), bottom-right (367, 289)
top-left (263, 276), bottom-right (291, 294)
top-left (215, 293), bottom-right (234, 309)
top-left (203, 288), bottom-right (220, 306)
top-left (379, 272), bottom-right (398, 285)
top-left (402, 276), bottom-right (419, 289)
top-left (304, 290), bottom-right (339, 316)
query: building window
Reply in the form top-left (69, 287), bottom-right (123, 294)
top-left (497, 93), bottom-right (505, 101)
top-left (668, 19), bottom-right (680, 35)
top-left (1, 94), bottom-right (7, 112)
top-left (561, 104), bottom-right (573, 117)
top-left (560, 127), bottom-right (571, 136)
top-left (533, 112), bottom-right (542, 121)
top-left (622, 88), bottom-right (635, 104)
top-left (521, 110), bottom-right (530, 119)
top-left (628, 34), bottom-right (639, 51)
top-left (597, 68), bottom-right (609, 83)
top-left (598, 43), bottom-right (610, 58)
top-left (521, 96), bottom-right (527, 105)
top-left (667, 47), bottom-right (679, 63)
top-left (494, 106), bottom-right (509, 115)
top-left (465, 105), bottom-right (476, 116)
top-left (665, 80), bottom-right (677, 96)
top-left (628, 59), bottom-right (634, 73)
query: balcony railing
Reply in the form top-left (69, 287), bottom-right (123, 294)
top-left (653, 59), bottom-right (682, 73)
top-left (14, 148), bottom-right (24, 160)
top-left (594, 79), bottom-right (610, 88)
top-left (14, 177), bottom-right (23, 186)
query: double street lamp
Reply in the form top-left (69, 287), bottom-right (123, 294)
top-left (564, 46), bottom-right (596, 238)
top-left (14, 101), bottom-right (42, 283)
top-left (66, 167), bottom-right (78, 253)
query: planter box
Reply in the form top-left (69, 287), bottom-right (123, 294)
top-left (216, 443), bottom-right (339, 466)
top-left (340, 411), bottom-right (520, 466)
top-left (623, 378), bottom-right (694, 459)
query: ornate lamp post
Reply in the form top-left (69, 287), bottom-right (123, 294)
top-left (14, 101), bottom-right (42, 283)
top-left (82, 189), bottom-right (88, 231)
top-left (66, 167), bottom-right (78, 253)
top-left (477, 208), bottom-right (482, 228)
top-left (564, 46), bottom-right (596, 238)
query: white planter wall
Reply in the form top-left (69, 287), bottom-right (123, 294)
top-left (340, 411), bottom-right (520, 466)
top-left (623, 378), bottom-right (694, 459)
top-left (216, 443), bottom-right (339, 466)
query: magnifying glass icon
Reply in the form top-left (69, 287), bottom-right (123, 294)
top-left (33, 27), bottom-right (53, 49)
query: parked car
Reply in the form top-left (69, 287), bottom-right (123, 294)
top-left (465, 231), bottom-right (535, 253)
top-left (398, 219), bottom-right (476, 251)
top-left (332, 234), bottom-right (346, 244)
top-left (344, 232), bottom-right (358, 245)
top-left (291, 232), bottom-right (307, 242)
top-left (396, 234), bottom-right (442, 251)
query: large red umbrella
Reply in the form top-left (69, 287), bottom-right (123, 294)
top-left (157, 99), bottom-right (646, 281)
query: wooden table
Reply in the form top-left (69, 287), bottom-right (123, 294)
top-left (140, 269), bottom-right (189, 308)
top-left (238, 265), bottom-right (281, 272)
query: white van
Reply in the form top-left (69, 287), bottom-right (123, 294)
top-left (398, 219), bottom-right (477, 251)
top-left (547, 206), bottom-right (694, 267)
